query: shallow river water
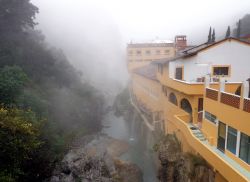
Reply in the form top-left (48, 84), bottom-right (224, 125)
top-left (102, 111), bottom-right (158, 182)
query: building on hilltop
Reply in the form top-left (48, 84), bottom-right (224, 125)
top-left (128, 36), bottom-right (250, 182)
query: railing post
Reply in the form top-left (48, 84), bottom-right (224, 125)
top-left (205, 75), bottom-right (210, 89)
top-left (219, 77), bottom-right (225, 92)
top-left (218, 78), bottom-right (225, 102)
top-left (240, 81), bottom-right (248, 110)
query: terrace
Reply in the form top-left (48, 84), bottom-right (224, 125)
top-left (172, 113), bottom-right (250, 182)
top-left (157, 71), bottom-right (241, 95)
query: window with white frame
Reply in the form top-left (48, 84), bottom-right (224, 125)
top-left (239, 132), bottom-right (250, 164)
top-left (204, 111), bottom-right (216, 124)
top-left (226, 126), bottom-right (237, 154)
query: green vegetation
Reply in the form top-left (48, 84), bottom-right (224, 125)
top-left (0, 0), bottom-right (104, 181)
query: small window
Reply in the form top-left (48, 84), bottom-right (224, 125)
top-left (146, 50), bottom-right (151, 55)
top-left (175, 67), bottom-right (183, 80)
top-left (164, 50), bottom-right (170, 55)
top-left (128, 50), bottom-right (133, 55)
top-left (156, 50), bottom-right (161, 55)
top-left (136, 50), bottom-right (141, 55)
top-left (213, 66), bottom-right (230, 76)
top-left (227, 126), bottom-right (237, 154)
top-left (204, 111), bottom-right (216, 123)
top-left (239, 132), bottom-right (250, 164)
top-left (169, 93), bottom-right (178, 106)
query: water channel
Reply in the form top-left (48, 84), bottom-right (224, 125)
top-left (102, 111), bottom-right (158, 182)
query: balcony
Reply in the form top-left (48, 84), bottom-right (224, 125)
top-left (172, 114), bottom-right (250, 182)
top-left (204, 88), bottom-right (250, 136)
top-left (157, 72), bottom-right (241, 95)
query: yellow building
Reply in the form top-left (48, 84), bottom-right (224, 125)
top-left (128, 37), bottom-right (250, 182)
top-left (127, 38), bottom-right (177, 72)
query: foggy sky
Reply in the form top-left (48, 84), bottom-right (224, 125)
top-left (31, 0), bottom-right (250, 92)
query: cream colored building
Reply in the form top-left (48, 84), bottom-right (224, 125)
top-left (127, 39), bottom-right (176, 72)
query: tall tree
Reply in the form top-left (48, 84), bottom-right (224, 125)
top-left (207, 27), bottom-right (212, 43)
top-left (212, 29), bottom-right (215, 42)
top-left (0, 0), bottom-right (38, 34)
top-left (237, 19), bottom-right (241, 38)
top-left (225, 26), bottom-right (231, 38)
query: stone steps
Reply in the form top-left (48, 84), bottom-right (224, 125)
top-left (190, 126), bottom-right (207, 142)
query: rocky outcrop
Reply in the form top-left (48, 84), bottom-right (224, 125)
top-left (156, 134), bottom-right (215, 182)
top-left (50, 135), bottom-right (142, 182)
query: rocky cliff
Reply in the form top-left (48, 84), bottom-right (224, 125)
top-left (50, 135), bottom-right (143, 182)
top-left (155, 134), bottom-right (215, 182)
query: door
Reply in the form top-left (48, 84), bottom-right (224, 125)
top-left (217, 122), bottom-right (226, 152)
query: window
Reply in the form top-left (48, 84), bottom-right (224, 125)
top-left (164, 50), bottom-right (170, 55)
top-left (146, 50), bottom-right (151, 55)
top-left (128, 50), bottom-right (133, 55)
top-left (239, 132), bottom-right (250, 164)
top-left (212, 66), bottom-right (230, 76)
top-left (169, 93), bottom-right (177, 106)
top-left (180, 99), bottom-right (192, 114)
top-left (136, 50), bottom-right (141, 55)
top-left (175, 67), bottom-right (183, 80)
top-left (204, 111), bottom-right (216, 123)
top-left (156, 50), bottom-right (161, 54)
top-left (227, 126), bottom-right (237, 154)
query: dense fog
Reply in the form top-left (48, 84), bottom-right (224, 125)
top-left (32, 0), bottom-right (250, 95)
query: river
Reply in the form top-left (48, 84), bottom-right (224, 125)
top-left (102, 111), bottom-right (158, 182)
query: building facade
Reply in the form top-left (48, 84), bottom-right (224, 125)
top-left (128, 37), bottom-right (250, 182)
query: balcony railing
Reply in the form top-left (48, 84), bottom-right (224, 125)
top-left (173, 114), bottom-right (250, 182)
top-left (205, 87), bottom-right (250, 114)
top-left (206, 88), bottom-right (219, 101)
top-left (243, 98), bottom-right (250, 113)
top-left (220, 91), bottom-right (241, 109)
top-left (157, 72), bottom-right (241, 96)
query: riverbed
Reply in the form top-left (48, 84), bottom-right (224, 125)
top-left (102, 111), bottom-right (158, 182)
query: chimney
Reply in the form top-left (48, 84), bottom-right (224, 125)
top-left (175, 35), bottom-right (187, 51)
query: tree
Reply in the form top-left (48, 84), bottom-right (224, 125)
top-left (212, 29), bottom-right (216, 43)
top-left (237, 19), bottom-right (241, 38)
top-left (225, 26), bottom-right (231, 38)
top-left (0, 107), bottom-right (41, 181)
top-left (0, 0), bottom-right (38, 34)
top-left (0, 66), bottom-right (28, 106)
top-left (207, 27), bottom-right (212, 43)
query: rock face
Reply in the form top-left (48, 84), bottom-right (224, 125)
top-left (156, 134), bottom-right (215, 182)
top-left (50, 135), bottom-right (143, 182)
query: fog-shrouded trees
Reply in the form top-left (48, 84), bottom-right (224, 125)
top-left (0, 0), bottom-right (38, 34)
top-left (0, 0), bottom-right (105, 181)
top-left (225, 26), bottom-right (231, 38)
top-left (207, 27), bottom-right (216, 43)
top-left (207, 27), bottom-right (212, 43)
top-left (212, 29), bottom-right (216, 43)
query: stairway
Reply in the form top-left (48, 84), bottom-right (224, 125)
top-left (190, 127), bottom-right (207, 142)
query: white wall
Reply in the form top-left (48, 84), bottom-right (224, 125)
top-left (169, 40), bottom-right (250, 82)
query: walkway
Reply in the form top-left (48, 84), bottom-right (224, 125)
top-left (187, 124), bottom-right (250, 181)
